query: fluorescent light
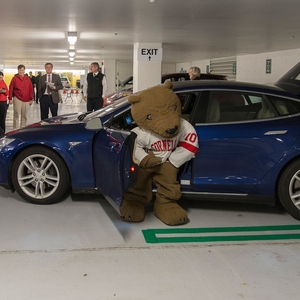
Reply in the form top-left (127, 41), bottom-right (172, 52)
top-left (67, 32), bottom-right (77, 44)
top-left (69, 57), bottom-right (74, 61)
top-left (69, 50), bottom-right (75, 57)
top-left (70, 62), bottom-right (74, 65)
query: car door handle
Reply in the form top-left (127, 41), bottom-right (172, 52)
top-left (264, 130), bottom-right (288, 135)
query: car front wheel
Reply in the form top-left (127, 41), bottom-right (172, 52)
top-left (12, 146), bottom-right (70, 204)
top-left (278, 159), bottom-right (300, 220)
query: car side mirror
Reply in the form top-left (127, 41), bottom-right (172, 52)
top-left (85, 118), bottom-right (103, 130)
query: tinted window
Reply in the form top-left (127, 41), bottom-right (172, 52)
top-left (267, 95), bottom-right (300, 116)
top-left (204, 91), bottom-right (300, 123)
top-left (206, 91), bottom-right (261, 123)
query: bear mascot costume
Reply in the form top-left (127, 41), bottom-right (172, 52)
top-left (120, 81), bottom-right (199, 225)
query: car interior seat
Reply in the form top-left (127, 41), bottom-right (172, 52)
top-left (275, 100), bottom-right (289, 115)
top-left (207, 98), bottom-right (220, 122)
top-left (257, 98), bottom-right (275, 119)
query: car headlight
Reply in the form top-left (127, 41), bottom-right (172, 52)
top-left (0, 137), bottom-right (15, 150)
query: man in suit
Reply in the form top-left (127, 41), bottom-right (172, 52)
top-left (38, 63), bottom-right (63, 120)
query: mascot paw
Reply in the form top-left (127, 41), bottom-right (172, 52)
top-left (154, 202), bottom-right (189, 226)
top-left (140, 152), bottom-right (162, 168)
top-left (120, 199), bottom-right (145, 222)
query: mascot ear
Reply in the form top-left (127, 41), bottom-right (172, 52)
top-left (128, 95), bottom-right (141, 104)
top-left (164, 81), bottom-right (173, 90)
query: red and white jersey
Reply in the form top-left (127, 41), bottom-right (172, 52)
top-left (132, 118), bottom-right (199, 168)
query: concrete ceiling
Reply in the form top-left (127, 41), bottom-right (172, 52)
top-left (1, 0), bottom-right (300, 70)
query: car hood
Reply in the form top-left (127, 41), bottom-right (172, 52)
top-left (274, 61), bottom-right (300, 97)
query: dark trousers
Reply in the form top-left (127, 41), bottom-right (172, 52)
top-left (87, 97), bottom-right (103, 112)
top-left (40, 94), bottom-right (58, 120)
top-left (0, 101), bottom-right (8, 137)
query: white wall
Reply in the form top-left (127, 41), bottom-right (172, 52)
top-left (162, 63), bottom-right (176, 74)
top-left (236, 49), bottom-right (300, 85)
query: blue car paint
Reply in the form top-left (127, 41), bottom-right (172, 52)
top-left (1, 122), bottom-right (96, 189)
top-left (193, 117), bottom-right (300, 194)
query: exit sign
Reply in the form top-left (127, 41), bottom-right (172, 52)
top-left (266, 59), bottom-right (272, 74)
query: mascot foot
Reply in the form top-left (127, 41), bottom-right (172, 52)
top-left (154, 201), bottom-right (188, 226)
top-left (120, 200), bottom-right (145, 222)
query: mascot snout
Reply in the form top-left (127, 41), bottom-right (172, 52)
top-left (166, 125), bottom-right (178, 135)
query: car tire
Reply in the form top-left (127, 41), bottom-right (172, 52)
top-left (278, 159), bottom-right (300, 220)
top-left (11, 146), bottom-right (70, 204)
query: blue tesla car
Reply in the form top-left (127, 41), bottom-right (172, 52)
top-left (1, 62), bottom-right (300, 221)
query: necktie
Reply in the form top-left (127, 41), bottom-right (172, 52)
top-left (47, 74), bottom-right (51, 94)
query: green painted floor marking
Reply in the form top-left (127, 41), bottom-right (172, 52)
top-left (142, 224), bottom-right (300, 244)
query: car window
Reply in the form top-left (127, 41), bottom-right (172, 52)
top-left (205, 91), bottom-right (258, 123)
top-left (266, 95), bottom-right (300, 116)
top-left (177, 92), bottom-right (200, 121)
top-left (203, 91), bottom-right (300, 123)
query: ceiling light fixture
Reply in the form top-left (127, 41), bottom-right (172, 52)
top-left (69, 49), bottom-right (75, 57)
top-left (69, 57), bottom-right (74, 61)
top-left (70, 61), bottom-right (74, 65)
top-left (67, 31), bottom-right (77, 45)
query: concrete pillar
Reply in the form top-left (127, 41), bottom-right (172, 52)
top-left (133, 43), bottom-right (162, 92)
top-left (102, 60), bottom-right (116, 94)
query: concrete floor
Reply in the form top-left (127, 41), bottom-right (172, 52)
top-left (1, 97), bottom-right (300, 300)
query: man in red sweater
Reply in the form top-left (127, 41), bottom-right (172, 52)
top-left (9, 64), bottom-right (34, 129)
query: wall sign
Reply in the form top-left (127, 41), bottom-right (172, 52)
top-left (266, 59), bottom-right (272, 74)
top-left (232, 62), bottom-right (236, 75)
top-left (137, 48), bottom-right (163, 61)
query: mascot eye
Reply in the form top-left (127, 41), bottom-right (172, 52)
top-left (147, 114), bottom-right (152, 120)
top-left (174, 105), bottom-right (177, 111)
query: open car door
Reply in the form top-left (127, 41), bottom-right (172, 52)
top-left (92, 111), bottom-right (138, 211)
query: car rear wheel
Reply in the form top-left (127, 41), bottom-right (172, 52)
top-left (12, 146), bottom-right (70, 204)
top-left (278, 159), bottom-right (300, 220)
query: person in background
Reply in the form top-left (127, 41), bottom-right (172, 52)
top-left (38, 62), bottom-right (63, 120)
top-left (8, 65), bottom-right (34, 129)
top-left (0, 71), bottom-right (9, 137)
top-left (83, 62), bottom-right (108, 111)
top-left (188, 66), bottom-right (201, 80)
top-left (35, 71), bottom-right (42, 103)
top-left (29, 71), bottom-right (36, 102)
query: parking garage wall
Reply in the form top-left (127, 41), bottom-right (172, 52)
top-left (175, 48), bottom-right (300, 85)
top-left (236, 48), bottom-right (300, 85)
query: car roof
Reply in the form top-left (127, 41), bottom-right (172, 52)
top-left (171, 80), bottom-right (300, 99)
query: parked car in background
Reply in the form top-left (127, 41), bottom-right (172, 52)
top-left (2, 63), bottom-right (300, 221)
top-left (60, 77), bottom-right (71, 88)
top-left (104, 72), bottom-right (227, 106)
top-left (117, 76), bottom-right (133, 87)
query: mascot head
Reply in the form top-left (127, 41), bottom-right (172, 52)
top-left (128, 81), bottom-right (181, 138)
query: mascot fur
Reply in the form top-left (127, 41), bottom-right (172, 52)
top-left (120, 81), bottom-right (199, 225)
